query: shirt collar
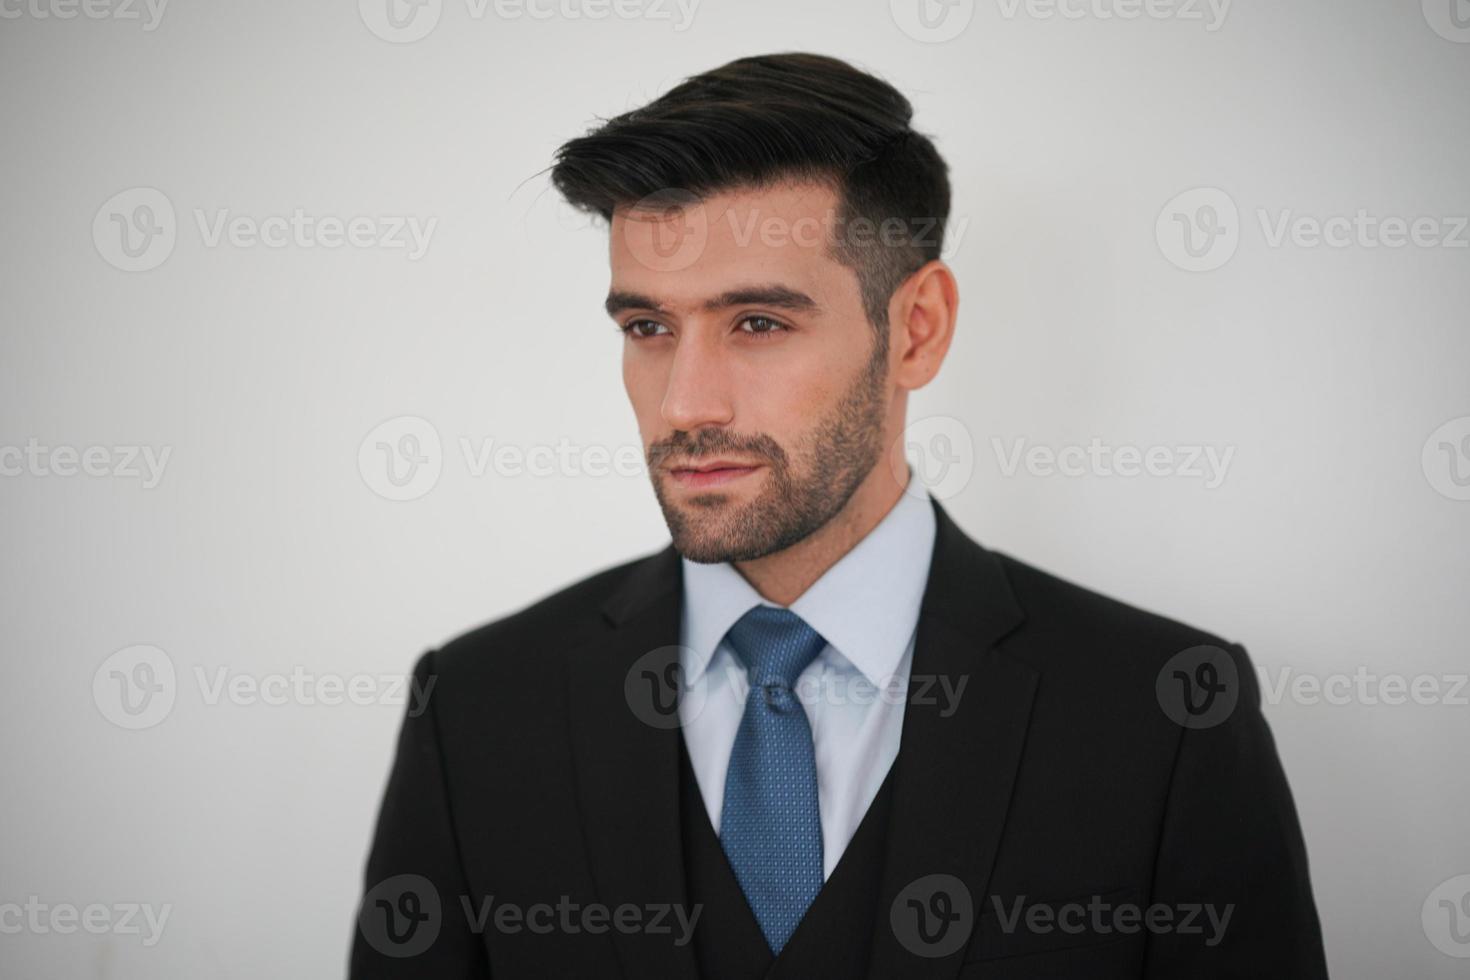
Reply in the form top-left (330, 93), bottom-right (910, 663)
top-left (680, 483), bottom-right (938, 687)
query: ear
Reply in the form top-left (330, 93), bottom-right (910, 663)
top-left (886, 259), bottom-right (958, 392)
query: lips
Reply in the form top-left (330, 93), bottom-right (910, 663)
top-left (665, 459), bottom-right (764, 489)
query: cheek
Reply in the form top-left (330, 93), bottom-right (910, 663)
top-left (731, 353), bottom-right (836, 437)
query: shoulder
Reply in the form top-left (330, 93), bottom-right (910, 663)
top-left (415, 546), bottom-right (672, 683)
top-left (990, 549), bottom-right (1258, 703)
top-left (996, 551), bottom-right (1233, 648)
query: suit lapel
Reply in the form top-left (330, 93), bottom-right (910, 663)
top-left (564, 545), bottom-right (701, 980)
top-left (865, 498), bottom-right (1038, 980)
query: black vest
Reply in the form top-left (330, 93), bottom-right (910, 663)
top-left (678, 742), bottom-right (896, 980)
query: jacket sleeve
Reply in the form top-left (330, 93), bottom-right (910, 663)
top-left (350, 649), bottom-right (489, 979)
top-left (1142, 642), bottom-right (1330, 977)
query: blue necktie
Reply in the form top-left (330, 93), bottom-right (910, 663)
top-left (719, 604), bottom-right (826, 954)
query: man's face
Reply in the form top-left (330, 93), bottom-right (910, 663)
top-left (608, 181), bottom-right (893, 563)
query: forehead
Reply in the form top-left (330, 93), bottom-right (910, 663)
top-left (608, 181), bottom-right (847, 309)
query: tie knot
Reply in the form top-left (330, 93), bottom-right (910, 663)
top-left (725, 605), bottom-right (827, 690)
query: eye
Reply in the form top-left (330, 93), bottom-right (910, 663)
top-left (738, 315), bottom-right (789, 338)
top-left (621, 319), bottom-right (670, 339)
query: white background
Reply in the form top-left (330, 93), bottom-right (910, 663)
top-left (2, 0), bottom-right (1468, 976)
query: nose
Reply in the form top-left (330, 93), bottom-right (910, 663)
top-left (660, 327), bottom-right (735, 433)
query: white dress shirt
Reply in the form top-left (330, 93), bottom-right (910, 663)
top-left (677, 484), bottom-right (938, 879)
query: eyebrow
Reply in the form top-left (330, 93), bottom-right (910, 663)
top-left (604, 284), bottom-right (820, 318)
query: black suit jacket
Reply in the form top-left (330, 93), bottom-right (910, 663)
top-left (351, 497), bottom-right (1328, 978)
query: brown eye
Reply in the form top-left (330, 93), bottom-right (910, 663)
top-left (739, 316), bottom-right (787, 337)
top-left (623, 319), bottom-right (670, 339)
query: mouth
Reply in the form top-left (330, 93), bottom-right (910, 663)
top-left (664, 458), bottom-right (765, 490)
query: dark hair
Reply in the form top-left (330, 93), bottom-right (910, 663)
top-left (550, 52), bottom-right (951, 333)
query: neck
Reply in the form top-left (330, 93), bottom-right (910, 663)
top-left (734, 457), bottom-right (912, 607)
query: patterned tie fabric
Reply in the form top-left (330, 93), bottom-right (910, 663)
top-left (719, 604), bottom-right (827, 954)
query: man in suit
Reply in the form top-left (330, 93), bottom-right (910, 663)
top-left (352, 53), bottom-right (1328, 978)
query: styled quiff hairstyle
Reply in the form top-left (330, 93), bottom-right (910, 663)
top-left (550, 52), bottom-right (951, 335)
